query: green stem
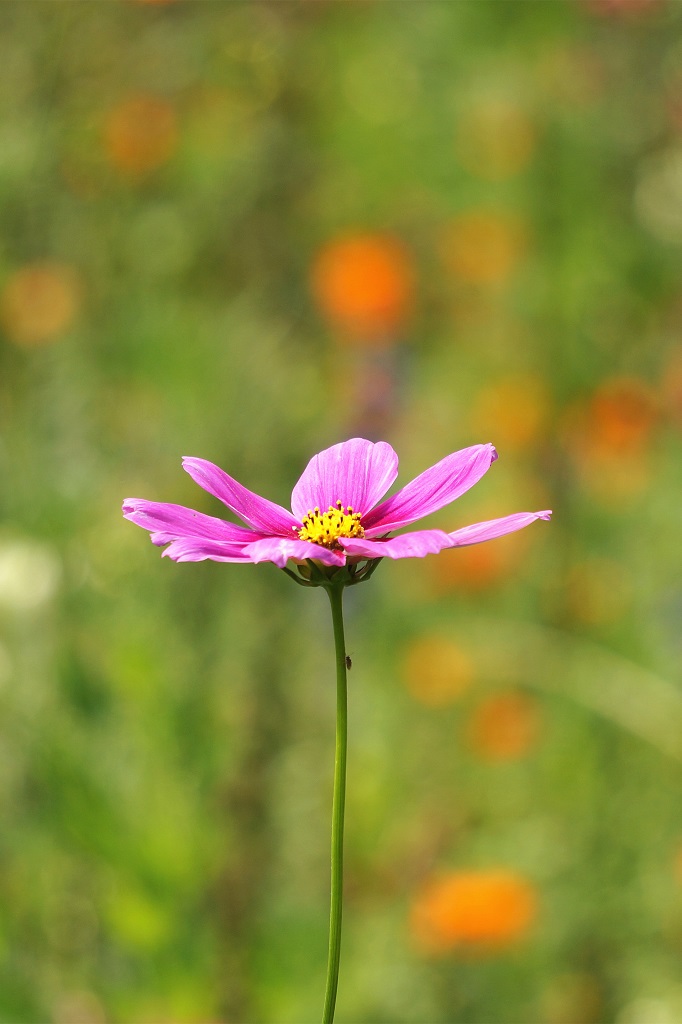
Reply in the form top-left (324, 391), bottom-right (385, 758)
top-left (322, 582), bottom-right (348, 1024)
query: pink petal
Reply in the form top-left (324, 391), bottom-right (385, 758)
top-left (122, 499), bottom-right (256, 547)
top-left (362, 443), bottom-right (498, 536)
top-left (446, 510), bottom-right (552, 547)
top-left (339, 529), bottom-right (452, 560)
top-left (162, 539), bottom-right (257, 562)
top-left (244, 537), bottom-right (347, 568)
top-left (182, 457), bottom-right (300, 536)
top-left (291, 438), bottom-right (398, 521)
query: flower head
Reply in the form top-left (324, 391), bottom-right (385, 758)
top-left (311, 234), bottom-right (414, 341)
top-left (410, 869), bottom-right (538, 953)
top-left (123, 438), bottom-right (551, 576)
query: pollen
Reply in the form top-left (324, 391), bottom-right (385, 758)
top-left (296, 500), bottom-right (365, 549)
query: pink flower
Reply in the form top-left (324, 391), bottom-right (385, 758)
top-left (122, 438), bottom-right (551, 570)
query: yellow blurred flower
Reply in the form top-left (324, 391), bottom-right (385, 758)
top-left (402, 634), bottom-right (474, 707)
top-left (441, 211), bottom-right (527, 286)
top-left (1, 262), bottom-right (82, 347)
top-left (185, 87), bottom-right (257, 163)
top-left (471, 373), bottom-right (551, 451)
top-left (540, 972), bottom-right (604, 1024)
top-left (456, 97), bottom-right (536, 181)
top-left (310, 233), bottom-right (414, 343)
top-left (53, 991), bottom-right (106, 1024)
top-left (536, 45), bottom-right (605, 109)
top-left (410, 869), bottom-right (538, 953)
top-left (467, 691), bottom-right (541, 761)
top-left (564, 557), bottom-right (633, 627)
top-left (104, 94), bottom-right (178, 178)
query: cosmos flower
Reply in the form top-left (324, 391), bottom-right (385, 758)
top-left (122, 438), bottom-right (551, 569)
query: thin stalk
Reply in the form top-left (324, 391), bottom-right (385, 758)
top-left (322, 582), bottom-right (348, 1024)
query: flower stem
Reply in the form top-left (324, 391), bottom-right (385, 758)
top-left (322, 582), bottom-right (348, 1024)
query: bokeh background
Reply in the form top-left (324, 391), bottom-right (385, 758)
top-left (2, 1), bottom-right (682, 1021)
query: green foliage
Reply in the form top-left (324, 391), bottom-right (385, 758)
top-left (1, 1), bottom-right (682, 1021)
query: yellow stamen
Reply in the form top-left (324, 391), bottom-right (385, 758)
top-left (296, 499), bottom-right (365, 549)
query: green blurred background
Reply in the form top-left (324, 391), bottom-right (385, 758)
top-left (2, 1), bottom-right (682, 1021)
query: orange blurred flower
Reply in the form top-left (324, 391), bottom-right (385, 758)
top-left (1, 263), bottom-right (82, 347)
top-left (402, 634), bottom-right (474, 707)
top-left (562, 376), bottom-right (658, 502)
top-left (456, 97), bottom-right (536, 181)
top-left (441, 211), bottom-right (527, 286)
top-left (471, 373), bottom-right (551, 451)
top-left (588, 377), bottom-right (658, 455)
top-left (467, 691), bottom-right (541, 760)
top-left (410, 869), bottom-right (538, 953)
top-left (104, 94), bottom-right (177, 178)
top-left (310, 233), bottom-right (414, 343)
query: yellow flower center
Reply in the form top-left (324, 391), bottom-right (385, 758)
top-left (297, 500), bottom-right (365, 549)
